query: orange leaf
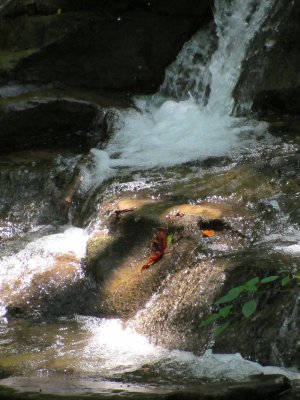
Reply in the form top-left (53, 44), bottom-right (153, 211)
top-left (202, 229), bottom-right (216, 237)
top-left (141, 228), bottom-right (168, 272)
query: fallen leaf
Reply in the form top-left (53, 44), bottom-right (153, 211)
top-left (202, 229), bottom-right (216, 237)
top-left (114, 208), bottom-right (136, 220)
top-left (141, 228), bottom-right (168, 272)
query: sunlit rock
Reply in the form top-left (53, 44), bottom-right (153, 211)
top-left (84, 194), bottom-right (242, 322)
top-left (4, 252), bottom-right (83, 318)
top-left (1, 227), bottom-right (90, 318)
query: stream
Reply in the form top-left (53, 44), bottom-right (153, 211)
top-left (0, 0), bottom-right (300, 398)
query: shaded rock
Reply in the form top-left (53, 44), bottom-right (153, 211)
top-left (252, 88), bottom-right (300, 117)
top-left (0, 151), bottom-right (70, 235)
top-left (212, 256), bottom-right (300, 369)
top-left (233, 0), bottom-right (300, 116)
top-left (0, 89), bottom-right (130, 154)
top-left (166, 374), bottom-right (291, 400)
top-left (0, 0), bottom-right (212, 94)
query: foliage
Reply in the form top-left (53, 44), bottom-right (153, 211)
top-left (201, 270), bottom-right (295, 337)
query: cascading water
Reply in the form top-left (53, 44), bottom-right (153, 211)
top-left (87, 0), bottom-right (275, 184)
top-left (1, 0), bottom-right (300, 397)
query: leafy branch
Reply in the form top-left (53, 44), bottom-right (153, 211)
top-left (201, 271), bottom-right (294, 337)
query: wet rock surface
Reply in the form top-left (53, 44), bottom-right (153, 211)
top-left (0, 89), bottom-right (131, 154)
top-left (166, 374), bottom-right (291, 400)
top-left (0, 374), bottom-right (293, 399)
top-left (84, 195), bottom-right (248, 332)
top-left (211, 253), bottom-right (300, 369)
top-left (233, 0), bottom-right (300, 116)
top-left (0, 0), bottom-right (211, 94)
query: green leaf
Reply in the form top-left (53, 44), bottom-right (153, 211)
top-left (293, 274), bottom-right (300, 280)
top-left (201, 313), bottom-right (221, 327)
top-left (215, 286), bottom-right (245, 305)
top-left (260, 276), bottom-right (279, 284)
top-left (245, 277), bottom-right (259, 292)
top-left (213, 322), bottom-right (230, 337)
top-left (218, 305), bottom-right (232, 317)
top-left (281, 276), bottom-right (291, 286)
top-left (242, 299), bottom-right (257, 318)
top-left (245, 277), bottom-right (259, 287)
top-left (167, 233), bottom-right (173, 246)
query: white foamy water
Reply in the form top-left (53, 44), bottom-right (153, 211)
top-left (208, 0), bottom-right (275, 114)
top-left (1, 316), bottom-right (299, 396)
top-left (74, 318), bottom-right (300, 382)
top-left (258, 227), bottom-right (300, 255)
top-left (78, 317), bottom-right (159, 374)
top-left (0, 227), bottom-right (88, 315)
top-left (84, 0), bottom-right (274, 189)
top-left (88, 98), bottom-right (269, 190)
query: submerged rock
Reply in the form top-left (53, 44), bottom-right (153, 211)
top-left (166, 374), bottom-right (291, 400)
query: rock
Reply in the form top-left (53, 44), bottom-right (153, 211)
top-left (132, 257), bottom-right (227, 351)
top-left (0, 89), bottom-right (130, 153)
top-left (233, 0), bottom-right (300, 116)
top-left (212, 258), bottom-right (300, 369)
top-left (84, 194), bottom-right (244, 324)
top-left (252, 88), bottom-right (300, 116)
top-left (166, 374), bottom-right (291, 400)
top-left (4, 252), bottom-right (90, 318)
top-left (0, 0), bottom-right (212, 94)
top-left (0, 151), bottom-right (70, 234)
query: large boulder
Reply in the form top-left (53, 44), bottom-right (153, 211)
top-left (84, 194), bottom-right (246, 328)
top-left (233, 0), bottom-right (300, 116)
top-left (0, 0), bottom-right (212, 94)
top-left (0, 88), bottom-right (130, 153)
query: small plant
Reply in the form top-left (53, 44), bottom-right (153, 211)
top-left (201, 270), bottom-right (293, 337)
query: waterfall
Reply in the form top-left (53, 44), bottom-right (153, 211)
top-left (158, 23), bottom-right (216, 105)
top-left (207, 0), bottom-right (274, 114)
top-left (2, 1), bottom-right (299, 394)
top-left (159, 0), bottom-right (276, 115)
top-left (0, 0), bottom-right (278, 322)
top-left (87, 0), bottom-right (274, 186)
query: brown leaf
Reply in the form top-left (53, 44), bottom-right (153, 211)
top-left (141, 228), bottom-right (168, 272)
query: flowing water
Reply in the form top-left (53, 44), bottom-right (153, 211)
top-left (1, 0), bottom-right (300, 397)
